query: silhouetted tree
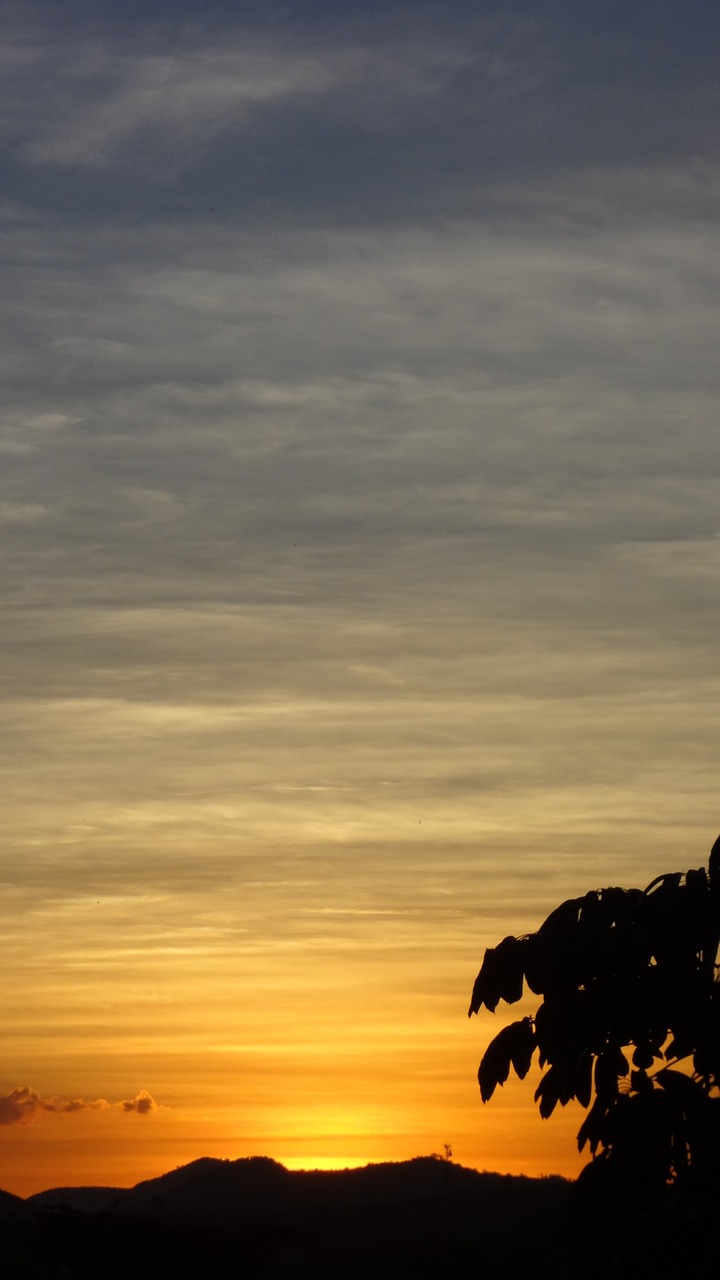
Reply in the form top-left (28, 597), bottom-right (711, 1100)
top-left (469, 837), bottom-right (720, 1221)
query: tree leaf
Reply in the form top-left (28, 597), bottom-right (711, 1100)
top-left (534, 1065), bottom-right (563, 1118)
top-left (468, 935), bottom-right (526, 1015)
top-left (478, 1019), bottom-right (536, 1101)
top-left (709, 833), bottom-right (720, 886)
top-left (478, 1031), bottom-right (511, 1102)
top-left (508, 1017), bottom-right (536, 1079)
top-left (468, 947), bottom-right (501, 1016)
top-left (574, 1050), bottom-right (593, 1108)
top-left (577, 1097), bottom-right (608, 1154)
top-left (493, 934), bottom-right (526, 1005)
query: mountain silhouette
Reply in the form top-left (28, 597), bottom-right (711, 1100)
top-left (0, 1187), bottom-right (27, 1221)
top-left (29, 1153), bottom-right (559, 1219)
top-left (14, 1156), bottom-right (571, 1278)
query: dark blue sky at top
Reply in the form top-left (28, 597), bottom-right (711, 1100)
top-left (24, 0), bottom-right (720, 66)
top-left (5, 0), bottom-right (720, 230)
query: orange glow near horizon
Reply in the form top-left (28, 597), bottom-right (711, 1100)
top-left (0, 1082), bottom-right (588, 1200)
top-left (0, 794), bottom-right (711, 1201)
top-left (0, 876), bottom-right (618, 1204)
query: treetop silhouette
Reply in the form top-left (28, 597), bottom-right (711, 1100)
top-left (469, 837), bottom-right (720, 1212)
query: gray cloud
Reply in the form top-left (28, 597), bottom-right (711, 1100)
top-left (20, 47), bottom-right (338, 171)
top-left (0, 1087), bottom-right (45, 1126)
top-left (0, 1087), bottom-right (111, 1125)
top-left (41, 1096), bottom-right (112, 1115)
top-left (0, 1086), bottom-right (159, 1125)
top-left (119, 1091), bottom-right (157, 1115)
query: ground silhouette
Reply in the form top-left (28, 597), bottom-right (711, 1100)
top-left (7, 1156), bottom-right (571, 1279)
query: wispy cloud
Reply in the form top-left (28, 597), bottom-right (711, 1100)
top-left (23, 46), bottom-right (337, 169)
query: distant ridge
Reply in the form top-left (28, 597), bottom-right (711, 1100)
top-left (25, 1154), bottom-right (567, 1223)
top-left (0, 1187), bottom-right (27, 1220)
top-left (8, 1159), bottom-right (572, 1279)
top-left (25, 1152), bottom-right (568, 1228)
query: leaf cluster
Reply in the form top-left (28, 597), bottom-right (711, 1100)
top-left (469, 837), bottom-right (720, 1208)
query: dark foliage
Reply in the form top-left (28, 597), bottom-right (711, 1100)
top-left (469, 836), bottom-right (720, 1222)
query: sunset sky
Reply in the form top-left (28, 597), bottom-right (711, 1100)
top-left (2, 0), bottom-right (720, 1198)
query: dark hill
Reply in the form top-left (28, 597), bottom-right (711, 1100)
top-left (27, 1154), bottom-right (567, 1228)
top-left (19, 1157), bottom-right (572, 1279)
top-left (0, 1187), bottom-right (28, 1221)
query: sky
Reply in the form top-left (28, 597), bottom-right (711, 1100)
top-left (1, 0), bottom-right (719, 1197)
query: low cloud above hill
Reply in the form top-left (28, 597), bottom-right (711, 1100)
top-left (0, 1086), bottom-right (158, 1125)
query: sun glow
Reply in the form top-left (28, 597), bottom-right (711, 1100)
top-left (280, 1155), bottom-right (373, 1172)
